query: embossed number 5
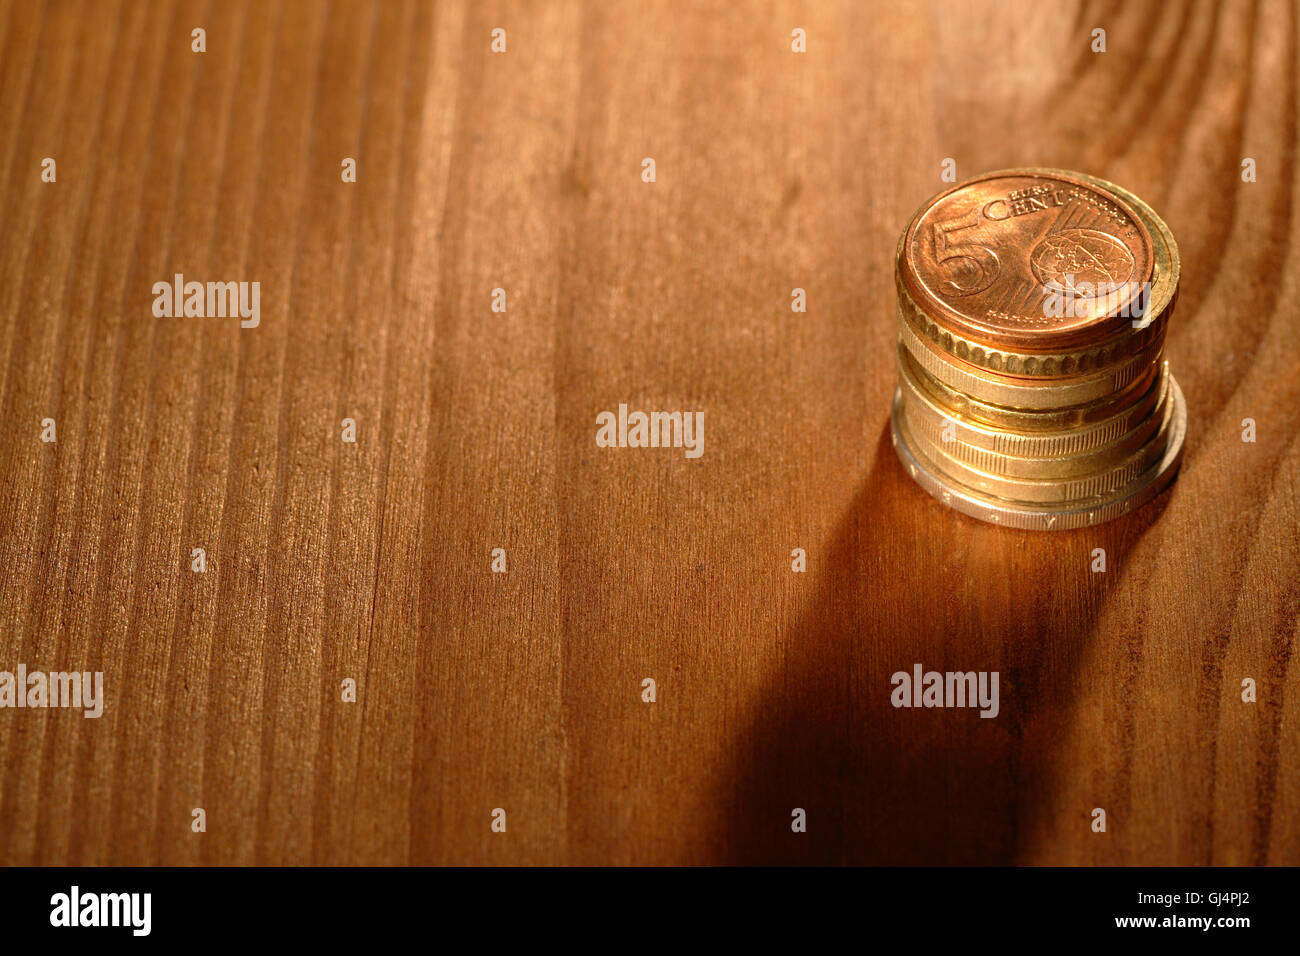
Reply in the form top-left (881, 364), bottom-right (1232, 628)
top-left (932, 211), bottom-right (999, 296)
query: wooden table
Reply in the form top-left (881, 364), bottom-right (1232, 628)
top-left (0, 0), bottom-right (1295, 865)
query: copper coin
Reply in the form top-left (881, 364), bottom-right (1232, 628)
top-left (899, 170), bottom-right (1155, 352)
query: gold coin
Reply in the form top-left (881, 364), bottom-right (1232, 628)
top-left (895, 343), bottom-right (1164, 433)
top-left (889, 377), bottom-right (1187, 529)
top-left (899, 394), bottom-right (1169, 481)
top-left (897, 354), bottom-right (1170, 464)
top-left (898, 311), bottom-right (1163, 409)
top-left (897, 382), bottom-right (1177, 502)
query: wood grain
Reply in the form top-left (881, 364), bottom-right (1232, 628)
top-left (0, 0), bottom-right (1296, 866)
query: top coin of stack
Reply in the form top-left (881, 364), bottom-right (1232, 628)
top-left (888, 168), bottom-right (1186, 530)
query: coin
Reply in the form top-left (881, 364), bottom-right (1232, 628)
top-left (889, 376), bottom-right (1187, 530)
top-left (898, 311), bottom-right (1163, 409)
top-left (899, 383), bottom-right (1174, 489)
top-left (897, 351), bottom-right (1170, 461)
top-left (895, 342), bottom-right (1164, 433)
top-left (895, 268), bottom-right (1169, 379)
top-left (898, 170), bottom-right (1156, 352)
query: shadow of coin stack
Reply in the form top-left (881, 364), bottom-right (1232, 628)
top-left (889, 169), bottom-right (1187, 530)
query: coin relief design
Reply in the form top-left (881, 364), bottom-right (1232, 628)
top-left (900, 171), bottom-right (1154, 351)
top-left (1029, 229), bottom-right (1135, 293)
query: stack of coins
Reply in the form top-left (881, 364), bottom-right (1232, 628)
top-left (889, 168), bottom-right (1186, 530)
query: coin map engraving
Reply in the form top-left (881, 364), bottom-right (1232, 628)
top-left (1029, 229), bottom-right (1135, 292)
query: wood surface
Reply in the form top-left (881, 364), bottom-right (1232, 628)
top-left (0, 0), bottom-right (1296, 866)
